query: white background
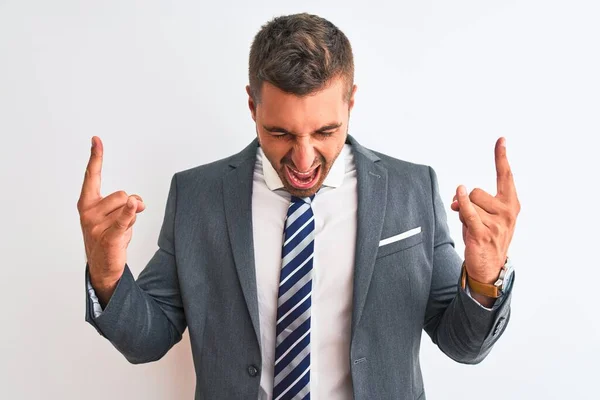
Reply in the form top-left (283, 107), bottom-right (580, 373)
top-left (1, 0), bottom-right (598, 398)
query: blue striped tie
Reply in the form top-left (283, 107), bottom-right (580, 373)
top-left (273, 194), bottom-right (315, 400)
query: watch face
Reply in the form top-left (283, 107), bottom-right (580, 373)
top-left (495, 258), bottom-right (514, 289)
top-left (501, 262), bottom-right (515, 291)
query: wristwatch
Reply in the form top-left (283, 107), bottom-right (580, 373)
top-left (461, 257), bottom-right (514, 299)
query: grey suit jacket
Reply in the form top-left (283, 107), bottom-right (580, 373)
top-left (85, 135), bottom-right (513, 400)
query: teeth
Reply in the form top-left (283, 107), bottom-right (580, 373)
top-left (288, 165), bottom-right (318, 185)
top-left (289, 166), bottom-right (316, 177)
top-left (292, 171), bottom-right (311, 181)
top-left (291, 169), bottom-right (310, 176)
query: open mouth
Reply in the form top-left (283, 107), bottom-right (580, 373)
top-left (285, 164), bottom-right (321, 189)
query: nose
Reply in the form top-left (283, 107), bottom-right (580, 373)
top-left (291, 139), bottom-right (316, 172)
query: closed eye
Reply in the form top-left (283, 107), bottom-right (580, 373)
top-left (317, 131), bottom-right (335, 138)
top-left (263, 122), bottom-right (342, 139)
top-left (271, 132), bottom-right (289, 139)
top-left (269, 131), bottom-right (334, 139)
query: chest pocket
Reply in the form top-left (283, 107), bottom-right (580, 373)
top-left (376, 227), bottom-right (423, 259)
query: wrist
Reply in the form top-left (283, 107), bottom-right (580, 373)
top-left (461, 258), bottom-right (512, 299)
top-left (89, 274), bottom-right (120, 310)
top-left (468, 272), bottom-right (499, 285)
top-left (89, 270), bottom-right (121, 291)
top-left (88, 260), bottom-right (124, 286)
top-left (467, 258), bottom-right (507, 284)
top-left (470, 290), bottom-right (496, 307)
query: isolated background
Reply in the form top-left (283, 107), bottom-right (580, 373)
top-left (1, 0), bottom-right (598, 399)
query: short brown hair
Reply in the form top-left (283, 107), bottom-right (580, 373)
top-left (248, 13), bottom-right (354, 104)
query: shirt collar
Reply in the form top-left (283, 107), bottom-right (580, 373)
top-left (258, 145), bottom-right (349, 191)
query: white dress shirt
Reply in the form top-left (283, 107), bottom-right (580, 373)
top-left (252, 144), bottom-right (357, 399)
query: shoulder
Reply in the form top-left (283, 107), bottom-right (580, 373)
top-left (175, 154), bottom-right (240, 184)
top-left (357, 143), bottom-right (436, 190)
top-left (348, 135), bottom-right (434, 181)
top-left (373, 150), bottom-right (429, 176)
top-left (171, 140), bottom-right (258, 189)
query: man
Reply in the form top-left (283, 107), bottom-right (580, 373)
top-left (79, 13), bottom-right (519, 400)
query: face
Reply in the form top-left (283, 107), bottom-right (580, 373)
top-left (246, 77), bottom-right (357, 198)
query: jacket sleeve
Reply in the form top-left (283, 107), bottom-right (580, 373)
top-left (422, 166), bottom-right (514, 364)
top-left (84, 174), bottom-right (187, 364)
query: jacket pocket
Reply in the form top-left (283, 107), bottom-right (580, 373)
top-left (376, 228), bottom-right (423, 259)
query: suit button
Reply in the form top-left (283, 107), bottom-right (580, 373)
top-left (247, 365), bottom-right (259, 377)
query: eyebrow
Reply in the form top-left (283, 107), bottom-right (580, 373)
top-left (262, 122), bottom-right (343, 134)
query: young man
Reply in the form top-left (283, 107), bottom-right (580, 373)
top-left (80, 13), bottom-right (519, 400)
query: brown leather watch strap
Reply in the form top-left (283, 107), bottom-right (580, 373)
top-left (460, 262), bottom-right (501, 299)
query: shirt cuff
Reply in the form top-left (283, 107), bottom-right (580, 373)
top-left (87, 276), bottom-right (104, 318)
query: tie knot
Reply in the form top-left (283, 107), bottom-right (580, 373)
top-left (291, 194), bottom-right (315, 205)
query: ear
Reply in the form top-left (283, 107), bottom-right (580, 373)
top-left (246, 85), bottom-right (256, 122)
top-left (348, 84), bottom-right (358, 113)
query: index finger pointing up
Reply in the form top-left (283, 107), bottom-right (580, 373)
top-left (495, 137), bottom-right (516, 200)
top-left (80, 136), bottom-right (104, 204)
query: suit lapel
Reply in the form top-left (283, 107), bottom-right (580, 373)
top-left (222, 139), bottom-right (262, 349)
top-left (347, 135), bottom-right (389, 341)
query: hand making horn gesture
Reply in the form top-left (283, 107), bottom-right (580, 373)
top-left (450, 137), bottom-right (521, 286)
top-left (77, 137), bottom-right (146, 297)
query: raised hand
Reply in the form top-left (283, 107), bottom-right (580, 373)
top-left (450, 137), bottom-right (521, 287)
top-left (77, 137), bottom-right (146, 301)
